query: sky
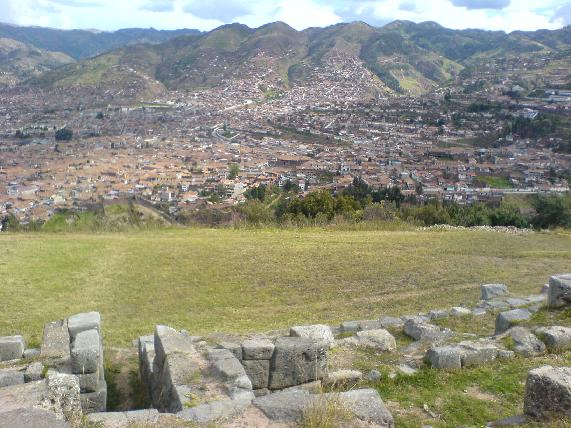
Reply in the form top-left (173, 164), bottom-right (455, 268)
top-left (0, 0), bottom-right (570, 33)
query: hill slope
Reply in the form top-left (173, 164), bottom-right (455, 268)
top-left (28, 21), bottom-right (571, 97)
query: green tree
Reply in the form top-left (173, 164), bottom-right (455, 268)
top-left (532, 194), bottom-right (571, 229)
top-left (228, 163), bottom-right (239, 180)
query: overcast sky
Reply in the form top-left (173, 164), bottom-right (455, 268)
top-left (1, 0), bottom-right (570, 33)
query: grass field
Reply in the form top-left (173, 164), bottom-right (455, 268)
top-left (1, 228), bottom-right (571, 347)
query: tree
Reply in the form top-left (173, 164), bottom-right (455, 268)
top-left (228, 163), bottom-right (239, 180)
top-left (55, 128), bottom-right (73, 141)
top-left (532, 194), bottom-right (571, 229)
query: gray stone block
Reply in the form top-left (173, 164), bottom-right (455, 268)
top-left (322, 389), bottom-right (394, 428)
top-left (354, 329), bottom-right (396, 351)
top-left (426, 346), bottom-right (462, 369)
top-left (41, 321), bottom-right (70, 360)
top-left (68, 312), bottom-right (101, 340)
top-left (510, 327), bottom-right (546, 357)
top-left (323, 369), bottom-right (362, 386)
top-left (481, 283), bottom-right (508, 300)
top-left (379, 317), bottom-right (404, 330)
top-left (153, 325), bottom-right (195, 370)
top-left (404, 317), bottom-right (450, 342)
top-left (460, 341), bottom-right (499, 367)
top-left (177, 398), bottom-right (252, 423)
top-left (217, 341), bottom-right (243, 360)
top-left (77, 370), bottom-right (101, 393)
top-left (23, 349), bottom-right (40, 360)
top-left (548, 274), bottom-right (571, 308)
top-left (450, 307), bottom-right (471, 317)
top-left (268, 337), bottom-right (327, 390)
top-left (0, 408), bottom-right (71, 428)
top-left (340, 320), bottom-right (361, 333)
top-left (358, 320), bottom-right (383, 331)
top-left (241, 338), bottom-right (274, 360)
top-left (242, 359), bottom-right (270, 389)
top-left (537, 326), bottom-right (571, 352)
top-left (70, 330), bottom-right (101, 374)
top-left (80, 380), bottom-right (107, 414)
top-left (24, 362), bottom-right (44, 383)
top-left (87, 409), bottom-right (162, 427)
top-left (524, 365), bottom-right (571, 419)
top-left (428, 310), bottom-right (449, 320)
top-left (495, 309), bottom-right (532, 335)
top-left (0, 336), bottom-right (25, 362)
top-left (207, 348), bottom-right (250, 388)
top-left (290, 325), bottom-right (335, 347)
top-left (253, 389), bottom-right (309, 422)
top-left (0, 371), bottom-right (25, 388)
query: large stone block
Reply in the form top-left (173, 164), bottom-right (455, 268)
top-left (268, 337), bottom-right (327, 390)
top-left (537, 326), bottom-right (571, 352)
top-left (77, 370), bottom-right (101, 393)
top-left (153, 325), bottom-right (195, 370)
top-left (178, 398), bottom-right (252, 423)
top-left (524, 365), bottom-right (571, 419)
top-left (67, 312), bottom-right (101, 340)
top-left (322, 389), bottom-right (394, 428)
top-left (290, 325), bottom-right (335, 347)
top-left (426, 346), bottom-right (462, 369)
top-left (0, 371), bottom-right (25, 388)
top-left (0, 408), bottom-right (71, 428)
top-left (0, 336), bottom-right (25, 362)
top-left (509, 327), bottom-right (546, 357)
top-left (460, 341), bottom-right (499, 367)
top-left (548, 274), bottom-right (571, 308)
top-left (242, 359), bottom-right (270, 390)
top-left (41, 320), bottom-right (70, 360)
top-left (481, 283), bottom-right (508, 300)
top-left (354, 329), bottom-right (396, 351)
top-left (242, 338), bottom-right (274, 360)
top-left (24, 362), bottom-right (44, 383)
top-left (80, 380), bottom-right (107, 414)
top-left (217, 342), bottom-right (243, 360)
top-left (495, 309), bottom-right (532, 335)
top-left (404, 317), bottom-right (449, 342)
top-left (70, 330), bottom-right (101, 374)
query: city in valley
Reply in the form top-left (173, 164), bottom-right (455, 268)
top-left (0, 21), bottom-right (570, 224)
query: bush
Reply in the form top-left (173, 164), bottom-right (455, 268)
top-left (532, 194), bottom-right (571, 229)
top-left (55, 128), bottom-right (73, 141)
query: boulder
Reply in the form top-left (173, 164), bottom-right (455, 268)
top-left (242, 359), bottom-right (270, 390)
top-left (290, 325), bottom-right (335, 347)
top-left (0, 371), bottom-right (25, 388)
top-left (241, 338), bottom-right (275, 360)
top-left (354, 329), bottom-right (396, 351)
top-left (524, 365), bottom-right (571, 419)
top-left (269, 337), bottom-right (327, 390)
top-left (323, 370), bottom-right (362, 387)
top-left (536, 326), bottom-right (571, 352)
top-left (404, 317), bottom-right (450, 342)
top-left (24, 362), bottom-right (44, 383)
top-left (548, 274), bottom-right (571, 308)
top-left (70, 329), bottom-right (101, 374)
top-left (67, 312), bottom-right (101, 340)
top-left (178, 398), bottom-right (252, 423)
top-left (481, 283), bottom-right (508, 300)
top-left (495, 309), bottom-right (532, 335)
top-left (0, 336), bottom-right (25, 362)
top-left (367, 369), bottom-right (381, 382)
top-left (509, 327), bottom-right (546, 357)
top-left (321, 389), bottom-right (394, 428)
top-left (41, 320), bottom-right (70, 360)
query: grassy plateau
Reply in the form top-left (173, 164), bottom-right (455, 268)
top-left (1, 227), bottom-right (570, 347)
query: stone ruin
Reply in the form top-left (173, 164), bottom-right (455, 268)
top-left (1, 273), bottom-right (571, 427)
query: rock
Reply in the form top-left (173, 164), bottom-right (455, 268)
top-left (0, 371), bottom-right (25, 388)
top-left (404, 317), bottom-right (450, 342)
top-left (0, 336), bottom-right (25, 362)
top-left (359, 320), bottom-right (383, 331)
top-left (0, 408), bottom-right (71, 428)
top-left (80, 380), bottom-right (107, 414)
top-left (354, 329), bottom-right (396, 351)
top-left (217, 342), bottom-right (243, 361)
top-left (460, 341), bottom-right (499, 367)
top-left (541, 284), bottom-right (549, 295)
top-left (495, 309), bottom-right (532, 335)
top-left (41, 320), bottom-right (70, 360)
top-left (208, 348), bottom-right (251, 388)
top-left (397, 364), bottom-right (418, 376)
top-left (290, 324), bottom-right (335, 347)
top-left (268, 337), bottom-right (327, 390)
top-left (481, 283), bottom-right (508, 300)
top-left (484, 300), bottom-right (511, 310)
top-left (323, 370), bottom-right (362, 386)
top-left (509, 327), bottom-right (546, 357)
top-left (24, 362), bottom-right (44, 383)
top-left (426, 345), bottom-right (462, 369)
top-left (70, 329), bottom-right (101, 374)
top-left (242, 360), bottom-right (270, 390)
top-left (242, 338), bottom-right (275, 360)
top-left (254, 388), bottom-right (270, 397)
top-left (253, 389), bottom-right (309, 422)
top-left (524, 365), bottom-right (571, 419)
top-left (472, 308), bottom-right (487, 316)
top-left (77, 370), bottom-right (101, 393)
top-left (322, 389), bottom-right (394, 428)
top-left (340, 321), bottom-right (361, 334)
top-left (548, 274), bottom-right (571, 308)
top-left (153, 325), bottom-right (195, 370)
top-left (282, 380), bottom-right (323, 394)
top-left (450, 307), bottom-right (471, 317)
top-left (379, 317), bottom-right (404, 330)
top-left (67, 312), bottom-right (101, 340)
top-left (87, 409), bottom-right (163, 427)
top-left (498, 350), bottom-right (515, 359)
top-left (428, 310), bottom-right (449, 320)
top-left (40, 371), bottom-right (82, 424)
top-left (536, 326), bottom-right (571, 352)
top-left (23, 349), bottom-right (40, 360)
top-left (367, 369), bottom-right (381, 382)
top-left (178, 398), bottom-right (252, 423)
top-left (487, 414), bottom-right (528, 426)
top-left (506, 298), bottom-right (528, 307)
top-left (137, 335), bottom-right (154, 402)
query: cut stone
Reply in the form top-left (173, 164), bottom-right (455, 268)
top-left (290, 325), bottom-right (335, 347)
top-left (177, 398), bottom-right (252, 423)
top-left (548, 274), bottom-right (571, 308)
top-left (70, 330), bottom-right (101, 374)
top-left (41, 321), bottom-right (70, 360)
top-left (217, 342), bottom-right (243, 361)
top-left (24, 362), bottom-right (44, 383)
top-left (509, 327), bottom-right (546, 357)
top-left (0, 336), bottom-right (25, 362)
top-left (323, 369), bottom-right (362, 386)
top-left (536, 326), bottom-right (571, 352)
top-left (495, 309), bottom-right (532, 335)
top-left (242, 338), bottom-right (275, 360)
top-left (354, 329), bottom-right (396, 351)
top-left (67, 312), bottom-right (101, 340)
top-left (242, 359), bottom-right (270, 390)
top-left (80, 380), bottom-right (107, 414)
top-left (0, 371), bottom-right (25, 388)
top-left (524, 365), bottom-right (571, 419)
top-left (481, 283), bottom-right (508, 300)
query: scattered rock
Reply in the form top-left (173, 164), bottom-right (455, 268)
top-left (367, 369), bottom-right (381, 382)
top-left (178, 398), bottom-right (252, 423)
top-left (323, 369), bottom-right (362, 386)
top-left (506, 297), bottom-right (528, 307)
top-left (24, 362), bottom-right (44, 383)
top-left (536, 326), bottom-right (571, 352)
top-left (241, 338), bottom-right (274, 360)
top-left (524, 365), bottom-right (571, 419)
top-left (450, 307), bottom-right (471, 317)
top-left (509, 327), bottom-right (546, 357)
top-left (428, 310), bottom-right (449, 320)
top-left (481, 283), bottom-right (508, 300)
top-left (67, 312), bottom-right (101, 340)
top-left (404, 317), bottom-right (451, 342)
top-left (41, 321), bottom-right (70, 360)
top-left (426, 340), bottom-right (499, 369)
top-left (497, 350), bottom-right (515, 359)
top-left (354, 329), bottom-right (396, 351)
top-left (0, 336), bottom-right (25, 362)
top-left (495, 309), bottom-right (532, 335)
top-left (253, 389), bottom-right (309, 422)
top-left (23, 349), bottom-right (40, 360)
top-left (0, 371), bottom-right (25, 388)
top-left (290, 324), bottom-right (335, 347)
top-left (379, 317), bottom-right (404, 330)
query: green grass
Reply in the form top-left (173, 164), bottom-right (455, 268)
top-left (0, 228), bottom-right (570, 347)
top-left (475, 175), bottom-right (514, 189)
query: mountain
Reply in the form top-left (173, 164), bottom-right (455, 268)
top-left (24, 21), bottom-right (571, 98)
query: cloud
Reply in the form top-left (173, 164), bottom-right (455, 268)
top-left (399, 1), bottom-right (417, 12)
top-left (48, 0), bottom-right (100, 6)
top-left (140, 0), bottom-right (175, 13)
top-left (182, 0), bottom-right (252, 22)
top-left (450, 0), bottom-right (511, 10)
top-left (553, 3), bottom-right (571, 26)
